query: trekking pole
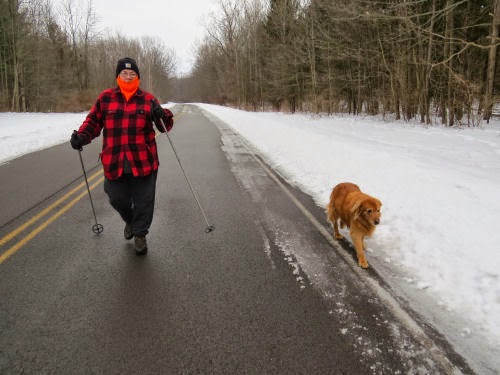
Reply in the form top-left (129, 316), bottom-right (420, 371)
top-left (154, 108), bottom-right (215, 233)
top-left (77, 149), bottom-right (104, 234)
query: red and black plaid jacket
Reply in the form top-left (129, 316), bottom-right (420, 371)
top-left (77, 87), bottom-right (173, 180)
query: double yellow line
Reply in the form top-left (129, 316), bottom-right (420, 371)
top-left (0, 170), bottom-right (104, 264)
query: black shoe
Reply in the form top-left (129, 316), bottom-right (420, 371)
top-left (134, 235), bottom-right (148, 255)
top-left (124, 223), bottom-right (133, 240)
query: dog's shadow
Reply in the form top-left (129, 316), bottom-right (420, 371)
top-left (333, 236), bottom-right (380, 278)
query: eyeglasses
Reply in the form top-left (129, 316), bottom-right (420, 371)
top-left (119, 70), bottom-right (137, 78)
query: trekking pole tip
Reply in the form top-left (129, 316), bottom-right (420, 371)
top-left (205, 225), bottom-right (215, 233)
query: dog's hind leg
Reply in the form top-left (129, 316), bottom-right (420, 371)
top-left (333, 219), bottom-right (344, 240)
top-left (332, 216), bottom-right (343, 239)
top-left (327, 203), bottom-right (343, 239)
top-left (327, 205), bottom-right (342, 239)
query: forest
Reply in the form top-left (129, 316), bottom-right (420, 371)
top-left (2, 0), bottom-right (500, 126)
top-left (0, 0), bottom-right (176, 112)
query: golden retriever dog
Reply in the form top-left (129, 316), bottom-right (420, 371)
top-left (326, 182), bottom-right (382, 269)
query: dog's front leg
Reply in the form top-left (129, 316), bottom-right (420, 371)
top-left (351, 232), bottom-right (368, 268)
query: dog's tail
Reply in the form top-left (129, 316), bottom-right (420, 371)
top-left (326, 200), bottom-right (335, 224)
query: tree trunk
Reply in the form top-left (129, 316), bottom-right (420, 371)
top-left (421, 0), bottom-right (436, 125)
top-left (8, 0), bottom-right (21, 111)
top-left (445, 0), bottom-right (454, 126)
top-left (484, 0), bottom-right (500, 122)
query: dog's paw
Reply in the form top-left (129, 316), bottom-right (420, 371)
top-left (334, 234), bottom-right (344, 240)
top-left (359, 260), bottom-right (369, 269)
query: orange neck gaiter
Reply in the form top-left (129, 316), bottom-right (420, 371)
top-left (116, 76), bottom-right (140, 101)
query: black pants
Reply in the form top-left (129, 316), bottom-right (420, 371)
top-left (103, 171), bottom-right (157, 237)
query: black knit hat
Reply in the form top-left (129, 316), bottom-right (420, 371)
top-left (116, 57), bottom-right (140, 78)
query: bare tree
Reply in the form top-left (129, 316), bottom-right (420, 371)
top-left (484, 0), bottom-right (500, 122)
top-left (59, 0), bottom-right (96, 90)
top-left (139, 36), bottom-right (176, 101)
top-left (3, 0), bottom-right (23, 111)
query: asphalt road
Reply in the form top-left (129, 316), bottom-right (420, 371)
top-left (0, 105), bottom-right (473, 374)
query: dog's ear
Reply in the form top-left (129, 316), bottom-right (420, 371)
top-left (350, 199), bottom-right (363, 218)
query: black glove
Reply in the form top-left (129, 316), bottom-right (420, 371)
top-left (151, 101), bottom-right (165, 122)
top-left (70, 130), bottom-right (87, 150)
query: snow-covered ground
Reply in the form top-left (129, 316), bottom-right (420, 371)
top-left (1, 104), bottom-right (499, 373)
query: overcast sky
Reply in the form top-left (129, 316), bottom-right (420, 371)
top-left (60, 0), bottom-right (222, 75)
